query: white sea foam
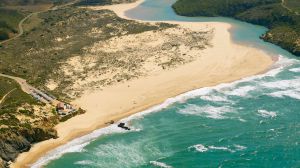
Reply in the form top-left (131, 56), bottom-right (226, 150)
top-left (150, 161), bottom-right (173, 168)
top-left (257, 110), bottom-right (277, 118)
top-left (93, 142), bottom-right (148, 167)
top-left (74, 160), bottom-right (95, 166)
top-left (234, 144), bottom-right (247, 151)
top-left (178, 104), bottom-right (233, 119)
top-left (247, 55), bottom-right (297, 78)
top-left (91, 141), bottom-right (171, 168)
top-left (200, 95), bottom-right (229, 102)
top-left (238, 117), bottom-right (247, 122)
top-left (272, 55), bottom-right (299, 70)
top-left (289, 67), bottom-right (300, 72)
top-left (208, 146), bottom-right (234, 152)
top-left (261, 78), bottom-right (300, 90)
top-left (260, 77), bottom-right (300, 100)
top-left (189, 144), bottom-right (208, 152)
top-left (222, 86), bottom-right (256, 97)
top-left (121, 56), bottom-right (297, 122)
top-left (31, 125), bottom-right (128, 168)
top-left (189, 144), bottom-right (238, 153)
top-left (269, 90), bottom-right (300, 100)
top-left (31, 55), bottom-right (296, 167)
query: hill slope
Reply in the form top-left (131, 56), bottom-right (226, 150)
top-left (172, 0), bottom-right (300, 56)
top-left (0, 76), bottom-right (58, 167)
top-left (0, 0), bottom-right (75, 42)
top-left (0, 9), bottom-right (24, 41)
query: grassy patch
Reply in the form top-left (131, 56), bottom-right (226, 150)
top-left (0, 8), bottom-right (24, 40)
top-left (74, 0), bottom-right (136, 6)
top-left (0, 0), bottom-right (65, 6)
top-left (2, 4), bottom-right (53, 12)
top-left (285, 0), bottom-right (300, 13)
top-left (0, 77), bottom-right (38, 118)
top-left (23, 12), bottom-right (43, 32)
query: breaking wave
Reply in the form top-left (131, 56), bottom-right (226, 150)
top-left (31, 125), bottom-right (129, 168)
top-left (189, 144), bottom-right (247, 153)
top-left (234, 144), bottom-right (247, 151)
top-left (188, 144), bottom-right (208, 152)
top-left (269, 90), bottom-right (300, 100)
top-left (257, 110), bottom-right (277, 118)
top-left (31, 55), bottom-right (296, 167)
top-left (260, 78), bottom-right (300, 90)
top-left (200, 94), bottom-right (229, 102)
top-left (178, 104), bottom-right (233, 119)
top-left (150, 161), bottom-right (173, 168)
top-left (222, 86), bottom-right (256, 97)
top-left (289, 67), bottom-right (300, 72)
top-left (74, 160), bottom-right (95, 166)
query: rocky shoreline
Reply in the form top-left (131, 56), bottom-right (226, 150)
top-left (0, 127), bottom-right (57, 167)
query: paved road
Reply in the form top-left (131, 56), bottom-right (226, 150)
top-left (0, 73), bottom-right (57, 104)
top-left (0, 73), bottom-right (32, 94)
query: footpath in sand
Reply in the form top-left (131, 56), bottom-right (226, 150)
top-left (12, 0), bottom-right (274, 167)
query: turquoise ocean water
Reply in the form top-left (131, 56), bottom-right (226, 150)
top-left (36, 0), bottom-right (299, 167)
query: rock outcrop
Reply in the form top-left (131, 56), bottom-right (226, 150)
top-left (0, 157), bottom-right (5, 168)
top-left (0, 127), bottom-right (57, 167)
top-left (118, 123), bottom-right (130, 130)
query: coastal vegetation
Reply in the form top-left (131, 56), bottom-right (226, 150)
top-left (0, 76), bottom-right (58, 167)
top-left (284, 0), bottom-right (300, 13)
top-left (0, 9), bottom-right (24, 41)
top-left (0, 0), bottom-right (75, 42)
top-left (0, 7), bottom-right (173, 99)
top-left (0, 0), bottom-right (72, 6)
top-left (74, 0), bottom-right (136, 6)
top-left (172, 0), bottom-right (300, 56)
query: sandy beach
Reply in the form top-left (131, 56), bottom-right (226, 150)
top-left (11, 0), bottom-right (274, 167)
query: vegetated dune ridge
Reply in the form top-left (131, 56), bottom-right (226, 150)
top-left (11, 0), bottom-right (274, 167)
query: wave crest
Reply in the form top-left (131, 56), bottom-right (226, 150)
top-left (150, 161), bottom-right (173, 168)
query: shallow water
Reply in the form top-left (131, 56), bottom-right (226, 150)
top-left (39, 0), bottom-right (300, 167)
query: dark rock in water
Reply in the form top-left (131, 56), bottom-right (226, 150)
top-left (118, 123), bottom-right (125, 127)
top-left (117, 122), bottom-right (130, 130)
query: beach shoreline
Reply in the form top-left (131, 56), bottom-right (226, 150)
top-left (11, 0), bottom-right (274, 167)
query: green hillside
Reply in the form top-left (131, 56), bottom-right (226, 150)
top-left (0, 9), bottom-right (24, 41)
top-left (172, 0), bottom-right (279, 17)
top-left (283, 0), bottom-right (300, 12)
top-left (74, 0), bottom-right (135, 6)
top-left (0, 0), bottom-right (77, 42)
top-left (172, 0), bottom-right (300, 56)
top-left (0, 0), bottom-right (72, 6)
